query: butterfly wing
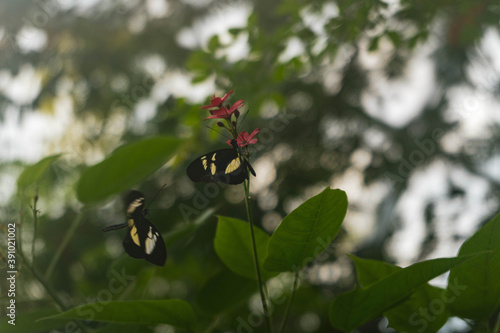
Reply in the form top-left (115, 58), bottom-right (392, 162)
top-left (141, 218), bottom-right (167, 266)
top-left (123, 215), bottom-right (167, 266)
top-left (185, 149), bottom-right (222, 183)
top-left (112, 190), bottom-right (167, 266)
top-left (187, 147), bottom-right (250, 184)
top-left (122, 218), bottom-right (144, 259)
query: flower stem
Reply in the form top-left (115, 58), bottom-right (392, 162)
top-left (45, 211), bottom-right (84, 280)
top-left (18, 200), bottom-right (25, 258)
top-left (31, 191), bottom-right (39, 264)
top-left (25, 194), bottom-right (66, 310)
top-left (23, 196), bottom-right (90, 333)
top-left (279, 271), bottom-right (299, 333)
top-left (493, 312), bottom-right (500, 333)
top-left (243, 179), bottom-right (273, 333)
top-left (19, 250), bottom-right (66, 310)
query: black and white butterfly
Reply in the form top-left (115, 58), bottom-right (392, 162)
top-left (186, 139), bottom-right (256, 185)
top-left (102, 191), bottom-right (166, 266)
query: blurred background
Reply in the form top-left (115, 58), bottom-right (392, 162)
top-left (1, 0), bottom-right (499, 332)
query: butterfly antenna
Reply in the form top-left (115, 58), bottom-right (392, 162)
top-left (145, 183), bottom-right (167, 211)
top-left (205, 125), bottom-right (231, 141)
top-left (237, 108), bottom-right (251, 132)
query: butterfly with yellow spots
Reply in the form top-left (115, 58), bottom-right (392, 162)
top-left (186, 139), bottom-right (256, 185)
top-left (102, 191), bottom-right (166, 266)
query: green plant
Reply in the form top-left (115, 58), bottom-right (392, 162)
top-left (4, 91), bottom-right (500, 333)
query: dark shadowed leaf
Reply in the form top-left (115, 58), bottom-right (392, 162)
top-left (350, 255), bottom-right (450, 333)
top-left (329, 255), bottom-right (479, 332)
top-left (39, 300), bottom-right (195, 328)
top-left (264, 188), bottom-right (347, 272)
top-left (446, 211), bottom-right (500, 320)
top-left (197, 268), bottom-right (257, 314)
top-left (214, 216), bottom-right (276, 280)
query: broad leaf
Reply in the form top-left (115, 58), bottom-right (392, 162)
top-left (264, 188), bottom-right (347, 272)
top-left (329, 255), bottom-right (478, 332)
top-left (350, 255), bottom-right (450, 333)
top-left (214, 216), bottom-right (276, 280)
top-left (40, 300), bottom-right (195, 328)
top-left (76, 136), bottom-right (180, 205)
top-left (17, 154), bottom-right (61, 189)
top-left (197, 268), bottom-right (257, 314)
top-left (447, 211), bottom-right (500, 320)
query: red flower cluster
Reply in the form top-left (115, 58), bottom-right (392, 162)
top-left (202, 90), bottom-right (245, 120)
top-left (201, 90), bottom-right (233, 111)
top-left (201, 90), bottom-right (260, 148)
top-left (205, 99), bottom-right (243, 120)
top-left (226, 129), bottom-right (260, 147)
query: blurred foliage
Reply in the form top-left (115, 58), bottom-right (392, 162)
top-left (0, 0), bottom-right (500, 332)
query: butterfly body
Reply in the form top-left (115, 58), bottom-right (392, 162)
top-left (186, 139), bottom-right (255, 185)
top-left (103, 191), bottom-right (166, 266)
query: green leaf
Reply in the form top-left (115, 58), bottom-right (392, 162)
top-left (351, 255), bottom-right (399, 287)
top-left (0, 307), bottom-right (66, 333)
top-left (197, 268), bottom-right (257, 314)
top-left (350, 255), bottom-right (450, 333)
top-left (329, 255), bottom-right (479, 332)
top-left (447, 211), bottom-right (500, 320)
top-left (39, 300), bottom-right (195, 328)
top-left (76, 136), bottom-right (180, 205)
top-left (214, 216), bottom-right (276, 280)
top-left (264, 188), bottom-right (347, 272)
top-left (192, 74), bottom-right (209, 84)
top-left (207, 35), bottom-right (220, 53)
top-left (228, 28), bottom-right (243, 36)
top-left (17, 154), bottom-right (61, 189)
top-left (368, 36), bottom-right (380, 51)
top-left (386, 30), bottom-right (401, 47)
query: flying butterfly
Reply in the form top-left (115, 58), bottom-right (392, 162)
top-left (102, 190), bottom-right (166, 266)
top-left (186, 139), bottom-right (256, 185)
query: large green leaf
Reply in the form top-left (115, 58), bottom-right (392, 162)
top-left (214, 216), bottom-right (276, 280)
top-left (17, 154), bottom-right (61, 189)
top-left (197, 268), bottom-right (257, 314)
top-left (264, 188), bottom-right (347, 272)
top-left (76, 136), bottom-right (180, 205)
top-left (0, 307), bottom-right (66, 333)
top-left (40, 300), bottom-right (195, 328)
top-left (447, 211), bottom-right (500, 320)
top-left (329, 255), bottom-right (478, 332)
top-left (350, 255), bottom-right (450, 333)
